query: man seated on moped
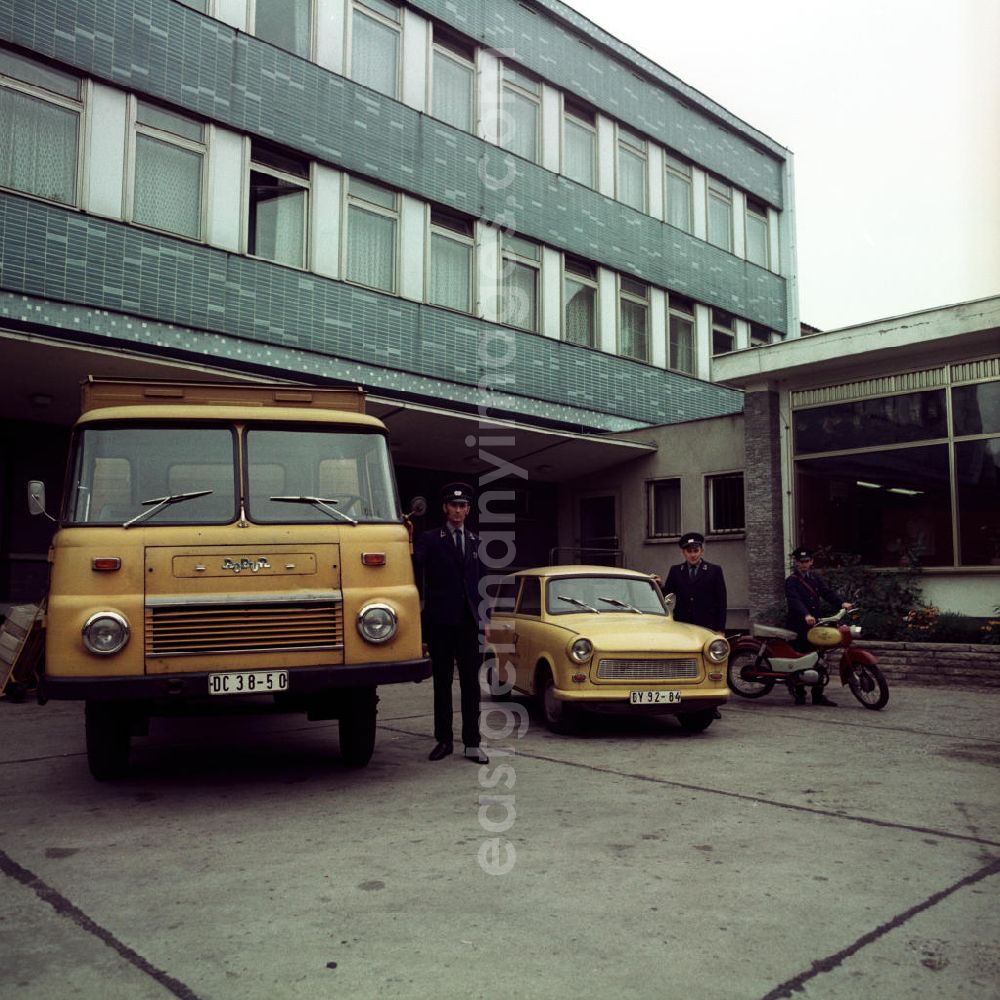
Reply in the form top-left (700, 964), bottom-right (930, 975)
top-left (785, 546), bottom-right (853, 707)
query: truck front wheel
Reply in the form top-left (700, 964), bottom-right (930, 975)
top-left (85, 700), bottom-right (132, 780)
top-left (338, 687), bottom-right (378, 768)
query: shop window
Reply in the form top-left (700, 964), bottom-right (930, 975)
top-left (429, 207), bottom-right (474, 313)
top-left (956, 437), bottom-right (1000, 565)
top-left (563, 256), bottom-right (597, 347)
top-left (345, 175), bottom-right (398, 292)
top-left (351, 0), bottom-right (401, 99)
top-left (707, 473), bottom-right (744, 533)
top-left (619, 277), bottom-right (649, 362)
top-left (248, 143), bottom-right (309, 268)
top-left (648, 478), bottom-right (680, 538)
top-left (0, 48), bottom-right (82, 207)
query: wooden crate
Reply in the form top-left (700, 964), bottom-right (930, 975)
top-left (0, 602), bottom-right (45, 699)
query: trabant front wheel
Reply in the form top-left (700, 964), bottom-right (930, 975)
top-left (539, 667), bottom-right (576, 735)
top-left (85, 700), bottom-right (131, 781)
top-left (339, 687), bottom-right (378, 767)
top-left (677, 709), bottom-right (716, 733)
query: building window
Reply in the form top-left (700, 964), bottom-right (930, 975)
top-left (429, 207), bottom-right (473, 313)
top-left (664, 154), bottom-right (692, 233)
top-left (251, 0), bottom-right (311, 57)
top-left (248, 143), bottom-right (308, 268)
top-left (746, 197), bottom-right (770, 267)
top-left (707, 176), bottom-right (733, 252)
top-left (617, 126), bottom-right (646, 212)
top-left (345, 175), bottom-right (398, 292)
top-left (177, 0), bottom-right (210, 12)
top-left (0, 49), bottom-right (82, 207)
top-left (562, 98), bottom-right (595, 188)
top-left (750, 322), bottom-right (771, 347)
top-left (431, 30), bottom-right (475, 132)
top-left (648, 478), bottom-right (681, 538)
top-left (132, 100), bottom-right (205, 239)
top-left (351, 0), bottom-right (401, 99)
top-left (668, 295), bottom-right (696, 374)
top-left (501, 234), bottom-right (540, 332)
top-left (619, 276), bottom-right (649, 362)
top-left (711, 309), bottom-right (735, 356)
top-left (707, 473), bottom-right (745, 533)
top-left (500, 65), bottom-right (541, 164)
top-left (563, 256), bottom-right (597, 347)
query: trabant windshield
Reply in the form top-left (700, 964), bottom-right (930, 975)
top-left (245, 428), bottom-right (400, 523)
top-left (546, 576), bottom-right (666, 616)
top-left (66, 425), bottom-right (237, 525)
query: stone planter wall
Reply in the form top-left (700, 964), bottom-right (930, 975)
top-left (849, 641), bottom-right (1000, 687)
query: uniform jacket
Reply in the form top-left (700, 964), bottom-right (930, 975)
top-left (413, 524), bottom-right (483, 628)
top-left (785, 570), bottom-right (844, 631)
top-left (664, 559), bottom-right (727, 632)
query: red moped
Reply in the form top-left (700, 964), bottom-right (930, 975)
top-left (727, 607), bottom-right (889, 710)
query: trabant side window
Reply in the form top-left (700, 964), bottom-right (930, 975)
top-left (486, 575), bottom-right (518, 618)
top-left (515, 577), bottom-right (541, 616)
top-left (66, 426), bottom-right (237, 524)
top-left (246, 428), bottom-right (400, 523)
top-left (547, 575), bottom-right (666, 616)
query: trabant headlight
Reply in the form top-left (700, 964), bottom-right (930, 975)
top-left (706, 637), bottom-right (730, 664)
top-left (357, 603), bottom-right (398, 644)
top-left (82, 612), bottom-right (130, 655)
top-left (569, 638), bottom-right (593, 663)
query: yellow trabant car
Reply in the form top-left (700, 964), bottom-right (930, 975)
top-left (484, 566), bottom-right (729, 733)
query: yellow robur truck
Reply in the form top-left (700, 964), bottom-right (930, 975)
top-left (28, 378), bottom-right (430, 779)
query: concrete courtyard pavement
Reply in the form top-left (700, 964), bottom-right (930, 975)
top-left (1, 679), bottom-right (998, 1000)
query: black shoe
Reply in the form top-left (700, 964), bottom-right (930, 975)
top-left (464, 746), bottom-right (489, 764)
top-left (428, 741), bottom-right (453, 761)
top-left (792, 689), bottom-right (807, 705)
top-left (812, 693), bottom-right (837, 707)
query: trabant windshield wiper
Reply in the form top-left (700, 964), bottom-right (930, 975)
top-left (557, 594), bottom-right (598, 612)
top-left (124, 490), bottom-right (213, 528)
top-left (269, 495), bottom-right (358, 525)
top-left (598, 596), bottom-right (643, 614)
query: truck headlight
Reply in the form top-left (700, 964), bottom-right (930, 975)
top-left (706, 638), bottom-right (730, 663)
top-left (569, 638), bottom-right (593, 663)
top-left (357, 603), bottom-right (398, 644)
top-left (82, 612), bottom-right (130, 655)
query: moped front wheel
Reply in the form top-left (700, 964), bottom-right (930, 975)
top-left (727, 650), bottom-right (775, 699)
top-left (845, 662), bottom-right (889, 711)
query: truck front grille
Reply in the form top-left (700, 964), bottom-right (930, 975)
top-left (145, 599), bottom-right (344, 656)
top-left (596, 658), bottom-right (699, 681)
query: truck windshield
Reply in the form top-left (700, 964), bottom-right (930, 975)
top-left (66, 426), bottom-right (238, 524)
top-left (245, 428), bottom-right (400, 523)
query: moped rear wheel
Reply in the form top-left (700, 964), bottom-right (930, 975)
top-left (727, 650), bottom-right (775, 699)
top-left (845, 662), bottom-right (889, 711)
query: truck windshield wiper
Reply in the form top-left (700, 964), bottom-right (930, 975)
top-left (269, 495), bottom-right (358, 525)
top-left (598, 596), bottom-right (643, 614)
top-left (124, 490), bottom-right (213, 528)
top-left (557, 594), bottom-right (598, 612)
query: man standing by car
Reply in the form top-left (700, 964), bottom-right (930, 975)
top-left (662, 531), bottom-right (728, 634)
top-left (413, 483), bottom-right (488, 764)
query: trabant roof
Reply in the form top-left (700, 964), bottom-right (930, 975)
top-left (511, 565), bottom-right (654, 580)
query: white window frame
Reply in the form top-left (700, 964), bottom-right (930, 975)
top-left (127, 98), bottom-right (206, 240)
top-left (664, 154), bottom-right (693, 234)
top-left (248, 0), bottom-right (314, 58)
top-left (247, 142), bottom-right (310, 269)
top-left (647, 477), bottom-right (681, 539)
top-left (616, 125), bottom-right (647, 212)
top-left (344, 174), bottom-right (399, 293)
top-left (0, 49), bottom-right (84, 207)
top-left (618, 275), bottom-right (649, 362)
top-left (563, 255), bottom-right (598, 347)
top-left (562, 97), bottom-right (596, 188)
top-left (429, 29), bottom-right (476, 132)
top-left (427, 206), bottom-right (475, 313)
top-left (349, 0), bottom-right (402, 99)
top-left (707, 175), bottom-right (733, 252)
top-left (501, 233), bottom-right (541, 332)
top-left (745, 197), bottom-right (770, 268)
top-left (500, 64), bottom-right (541, 164)
top-left (668, 295), bottom-right (696, 375)
top-left (706, 472), bottom-right (745, 534)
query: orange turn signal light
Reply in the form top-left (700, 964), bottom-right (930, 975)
top-left (361, 552), bottom-right (386, 567)
top-left (92, 557), bottom-right (121, 572)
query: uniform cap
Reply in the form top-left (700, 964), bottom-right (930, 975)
top-left (679, 531), bottom-right (704, 548)
top-left (441, 481), bottom-right (474, 504)
top-left (791, 546), bottom-right (814, 560)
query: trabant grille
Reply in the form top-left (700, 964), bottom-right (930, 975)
top-left (145, 595), bottom-right (344, 656)
top-left (597, 658), bottom-right (699, 681)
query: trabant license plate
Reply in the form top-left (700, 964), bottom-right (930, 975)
top-left (208, 670), bottom-right (288, 696)
top-left (629, 690), bottom-right (681, 705)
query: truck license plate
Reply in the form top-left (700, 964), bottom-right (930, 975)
top-left (629, 690), bottom-right (681, 705)
top-left (208, 670), bottom-right (288, 696)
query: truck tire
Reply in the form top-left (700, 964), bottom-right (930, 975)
top-left (85, 700), bottom-right (131, 781)
top-left (339, 687), bottom-right (378, 767)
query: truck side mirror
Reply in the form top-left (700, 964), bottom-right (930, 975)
top-left (407, 496), bottom-right (427, 518)
top-left (27, 480), bottom-right (47, 516)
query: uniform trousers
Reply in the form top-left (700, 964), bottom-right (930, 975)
top-left (426, 610), bottom-right (482, 748)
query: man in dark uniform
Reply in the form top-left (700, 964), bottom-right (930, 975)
top-left (662, 531), bottom-right (727, 633)
top-left (785, 546), bottom-right (852, 706)
top-left (413, 482), bottom-right (488, 764)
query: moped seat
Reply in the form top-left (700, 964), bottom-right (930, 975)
top-left (769, 653), bottom-right (819, 672)
top-left (751, 623), bottom-right (797, 641)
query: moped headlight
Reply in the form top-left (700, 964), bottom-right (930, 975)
top-left (82, 612), bottom-right (130, 655)
top-left (569, 638), bottom-right (593, 663)
top-left (706, 637), bottom-right (730, 663)
top-left (357, 603), bottom-right (398, 644)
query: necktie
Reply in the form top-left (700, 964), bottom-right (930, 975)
top-left (454, 529), bottom-right (463, 555)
